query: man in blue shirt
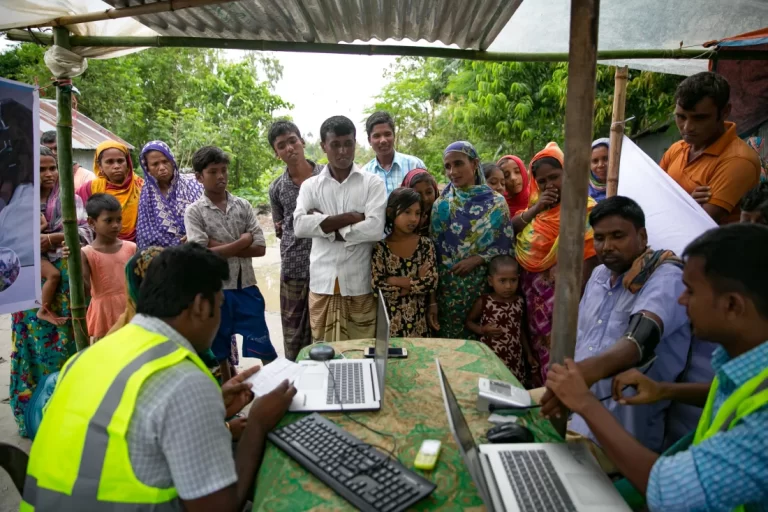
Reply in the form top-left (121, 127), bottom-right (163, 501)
top-left (362, 111), bottom-right (426, 196)
top-left (565, 196), bottom-right (711, 453)
top-left (547, 223), bottom-right (768, 512)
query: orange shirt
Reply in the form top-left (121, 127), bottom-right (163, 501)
top-left (660, 122), bottom-right (760, 225)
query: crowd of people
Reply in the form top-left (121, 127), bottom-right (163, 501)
top-left (7, 70), bottom-right (768, 511)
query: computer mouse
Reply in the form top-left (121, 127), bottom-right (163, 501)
top-left (486, 423), bottom-right (534, 444)
top-left (308, 345), bottom-right (335, 361)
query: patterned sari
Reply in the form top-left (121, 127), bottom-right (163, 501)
top-left (431, 143), bottom-right (514, 339)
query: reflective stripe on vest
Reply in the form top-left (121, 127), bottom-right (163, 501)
top-left (21, 325), bottom-right (215, 512)
top-left (692, 367), bottom-right (768, 512)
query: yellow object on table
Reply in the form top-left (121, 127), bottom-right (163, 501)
top-left (251, 338), bottom-right (562, 511)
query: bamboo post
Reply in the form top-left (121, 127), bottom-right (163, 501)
top-left (607, 66), bottom-right (629, 197)
top-left (549, 0), bottom-right (601, 435)
top-left (53, 27), bottom-right (89, 351)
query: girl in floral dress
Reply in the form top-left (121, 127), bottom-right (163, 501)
top-left (372, 188), bottom-right (438, 337)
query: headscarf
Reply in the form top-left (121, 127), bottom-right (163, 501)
top-left (497, 154), bottom-right (531, 216)
top-left (589, 138), bottom-right (610, 202)
top-left (432, 141), bottom-right (514, 268)
top-left (42, 176), bottom-right (92, 261)
top-left (401, 168), bottom-right (440, 236)
top-left (516, 142), bottom-right (597, 273)
top-left (747, 136), bottom-right (767, 182)
top-left (136, 141), bottom-right (203, 250)
top-left (79, 141), bottom-right (144, 241)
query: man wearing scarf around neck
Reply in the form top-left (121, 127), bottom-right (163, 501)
top-left (539, 196), bottom-right (714, 461)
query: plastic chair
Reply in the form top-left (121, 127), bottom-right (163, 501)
top-left (0, 442), bottom-right (28, 495)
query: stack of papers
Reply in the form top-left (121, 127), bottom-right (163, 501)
top-left (245, 358), bottom-right (305, 397)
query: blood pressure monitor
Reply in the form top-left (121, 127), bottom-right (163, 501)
top-left (476, 378), bottom-right (533, 412)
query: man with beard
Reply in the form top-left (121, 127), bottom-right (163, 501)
top-left (541, 196), bottom-right (706, 459)
top-left (294, 116), bottom-right (386, 342)
top-left (362, 111), bottom-right (426, 197)
top-left (267, 120), bottom-right (323, 360)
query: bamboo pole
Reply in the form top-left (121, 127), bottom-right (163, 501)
top-left (29, 0), bottom-right (239, 28)
top-left (9, 29), bottom-right (765, 61)
top-left (549, 0), bottom-right (601, 435)
top-left (606, 66), bottom-right (629, 197)
top-left (52, 27), bottom-right (89, 351)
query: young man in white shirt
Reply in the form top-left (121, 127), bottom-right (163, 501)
top-left (294, 116), bottom-right (387, 342)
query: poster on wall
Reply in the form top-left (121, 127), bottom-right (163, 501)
top-left (0, 77), bottom-right (40, 315)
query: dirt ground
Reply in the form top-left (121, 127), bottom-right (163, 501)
top-left (0, 230), bottom-right (284, 510)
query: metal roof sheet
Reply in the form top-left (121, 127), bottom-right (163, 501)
top-left (39, 99), bottom-right (134, 150)
top-left (103, 0), bottom-right (521, 50)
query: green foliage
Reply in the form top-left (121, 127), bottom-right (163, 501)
top-left (367, 57), bottom-right (684, 172)
top-left (0, 43), bottom-right (291, 206)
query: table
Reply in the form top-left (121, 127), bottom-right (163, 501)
top-left (251, 338), bottom-right (562, 511)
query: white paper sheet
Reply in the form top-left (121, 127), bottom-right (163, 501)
top-left (244, 358), bottom-right (304, 397)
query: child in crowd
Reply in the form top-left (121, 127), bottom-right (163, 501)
top-left (81, 194), bottom-right (136, 342)
top-left (184, 146), bottom-right (276, 381)
top-left (465, 255), bottom-right (535, 387)
top-left (372, 187), bottom-right (438, 337)
top-left (37, 214), bottom-right (63, 325)
top-left (401, 168), bottom-right (440, 237)
top-left (741, 181), bottom-right (768, 225)
top-left (482, 163), bottom-right (506, 195)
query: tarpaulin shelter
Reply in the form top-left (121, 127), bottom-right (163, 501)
top-left (1, 1), bottom-right (767, 406)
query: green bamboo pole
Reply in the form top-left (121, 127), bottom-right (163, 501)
top-left (8, 29), bottom-right (768, 61)
top-left (52, 26), bottom-right (89, 351)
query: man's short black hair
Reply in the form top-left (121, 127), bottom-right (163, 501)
top-left (488, 254), bottom-right (518, 276)
top-left (365, 111), bottom-right (395, 138)
top-left (40, 130), bottom-right (57, 145)
top-left (675, 72), bottom-right (730, 113)
top-left (741, 182), bottom-right (768, 217)
top-left (589, 195), bottom-right (646, 230)
top-left (136, 244), bottom-right (230, 318)
top-left (683, 224), bottom-right (768, 319)
top-left (85, 193), bottom-right (121, 219)
top-left (320, 116), bottom-right (356, 143)
top-left (192, 146), bottom-right (230, 174)
top-left (268, 120), bottom-right (302, 149)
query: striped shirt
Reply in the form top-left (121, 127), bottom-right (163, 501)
top-left (646, 342), bottom-right (768, 512)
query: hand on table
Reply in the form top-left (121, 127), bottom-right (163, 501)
top-left (691, 186), bottom-right (711, 205)
top-left (545, 359), bottom-right (596, 415)
top-left (612, 368), bottom-right (663, 405)
top-left (222, 365), bottom-right (259, 417)
top-left (248, 380), bottom-right (297, 433)
top-left (539, 388), bottom-right (566, 420)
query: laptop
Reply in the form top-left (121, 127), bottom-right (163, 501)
top-left (435, 359), bottom-right (630, 512)
top-left (289, 290), bottom-right (390, 412)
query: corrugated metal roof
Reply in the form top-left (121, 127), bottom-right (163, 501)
top-left (39, 99), bottom-right (134, 150)
top-left (103, 0), bottom-right (521, 50)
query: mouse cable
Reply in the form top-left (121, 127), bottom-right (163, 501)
top-left (324, 360), bottom-right (398, 473)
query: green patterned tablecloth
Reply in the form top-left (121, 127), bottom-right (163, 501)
top-left (252, 338), bottom-right (562, 511)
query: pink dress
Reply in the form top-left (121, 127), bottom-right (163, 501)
top-left (83, 241), bottom-right (136, 337)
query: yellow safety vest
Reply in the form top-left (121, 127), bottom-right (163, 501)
top-left (21, 323), bottom-right (217, 511)
top-left (692, 366), bottom-right (768, 512)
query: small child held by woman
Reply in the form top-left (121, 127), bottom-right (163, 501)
top-left (81, 193), bottom-right (136, 342)
top-left (37, 214), bottom-right (64, 325)
top-left (465, 254), bottom-right (536, 387)
top-left (372, 187), bottom-right (438, 337)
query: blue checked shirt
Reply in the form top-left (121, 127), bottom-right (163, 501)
top-left (362, 151), bottom-right (426, 196)
top-left (646, 341), bottom-right (768, 512)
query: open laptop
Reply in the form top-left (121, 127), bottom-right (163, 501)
top-left (289, 290), bottom-right (390, 412)
top-left (435, 359), bottom-right (630, 512)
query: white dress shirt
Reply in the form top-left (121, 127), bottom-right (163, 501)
top-left (294, 164), bottom-right (386, 296)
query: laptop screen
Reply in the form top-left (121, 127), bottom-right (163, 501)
top-left (375, 290), bottom-right (390, 400)
top-left (435, 358), bottom-right (493, 506)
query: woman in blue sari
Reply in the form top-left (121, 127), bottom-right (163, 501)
top-left (431, 141), bottom-right (514, 339)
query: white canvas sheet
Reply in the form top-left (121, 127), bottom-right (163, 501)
top-left (617, 135), bottom-right (716, 257)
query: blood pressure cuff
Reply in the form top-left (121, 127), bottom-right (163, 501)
top-left (623, 313), bottom-right (662, 367)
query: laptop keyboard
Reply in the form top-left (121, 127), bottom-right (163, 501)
top-left (326, 361), bottom-right (365, 404)
top-left (500, 450), bottom-right (577, 512)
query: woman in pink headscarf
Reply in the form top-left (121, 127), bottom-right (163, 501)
top-left (497, 155), bottom-right (532, 216)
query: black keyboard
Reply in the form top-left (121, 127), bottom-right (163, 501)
top-left (269, 413), bottom-right (435, 512)
top-left (499, 450), bottom-right (577, 512)
top-left (326, 361), bottom-right (365, 404)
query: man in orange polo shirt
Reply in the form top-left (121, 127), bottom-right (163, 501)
top-left (660, 72), bottom-right (760, 224)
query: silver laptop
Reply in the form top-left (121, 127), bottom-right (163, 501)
top-left (289, 290), bottom-right (390, 412)
top-left (435, 359), bottom-right (630, 512)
